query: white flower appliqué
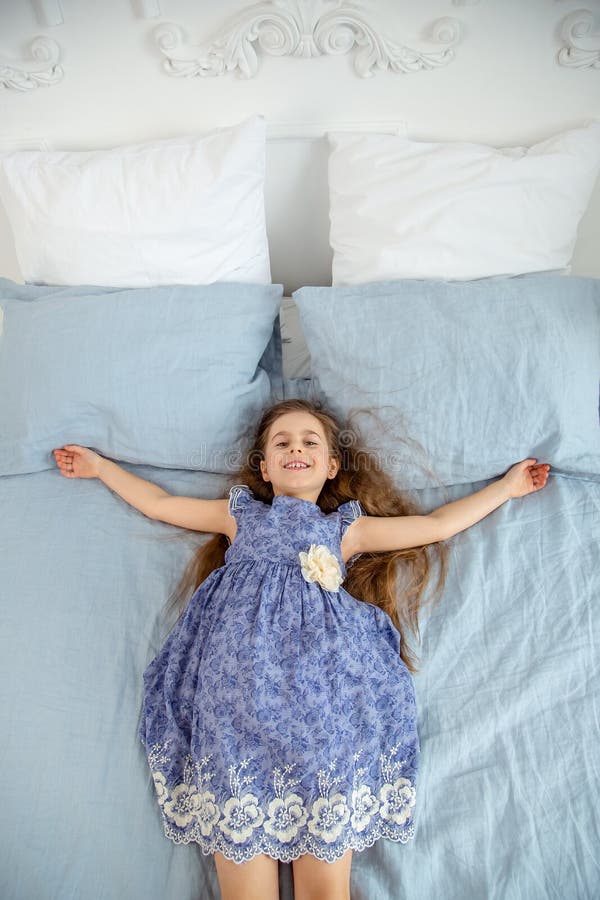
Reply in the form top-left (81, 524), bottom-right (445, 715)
top-left (299, 544), bottom-right (343, 592)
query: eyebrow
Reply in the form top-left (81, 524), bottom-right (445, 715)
top-left (271, 430), bottom-right (322, 440)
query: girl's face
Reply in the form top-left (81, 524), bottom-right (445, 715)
top-left (260, 411), bottom-right (339, 500)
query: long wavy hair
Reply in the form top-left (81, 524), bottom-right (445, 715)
top-left (164, 398), bottom-right (450, 673)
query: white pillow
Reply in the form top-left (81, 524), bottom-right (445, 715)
top-left (0, 115), bottom-right (271, 287)
top-left (327, 121), bottom-right (600, 284)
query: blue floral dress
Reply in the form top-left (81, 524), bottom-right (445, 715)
top-left (138, 484), bottom-right (419, 864)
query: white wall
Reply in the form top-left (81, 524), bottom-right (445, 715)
top-left (1, 0), bottom-right (599, 293)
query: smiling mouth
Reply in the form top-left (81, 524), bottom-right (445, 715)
top-left (284, 462), bottom-right (310, 470)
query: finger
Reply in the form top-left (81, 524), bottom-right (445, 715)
top-left (531, 466), bottom-right (549, 477)
top-left (55, 456), bottom-right (73, 475)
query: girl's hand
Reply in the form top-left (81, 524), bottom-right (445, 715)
top-left (503, 458), bottom-right (550, 499)
top-left (53, 445), bottom-right (102, 479)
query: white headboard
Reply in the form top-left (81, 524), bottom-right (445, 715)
top-left (1, 0), bottom-right (599, 294)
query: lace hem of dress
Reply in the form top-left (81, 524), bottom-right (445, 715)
top-left (161, 816), bottom-right (415, 864)
top-left (145, 739), bottom-right (416, 864)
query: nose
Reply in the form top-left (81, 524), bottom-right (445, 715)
top-left (286, 446), bottom-right (306, 459)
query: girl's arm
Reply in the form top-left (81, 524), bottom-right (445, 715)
top-left (345, 458), bottom-right (550, 556)
top-left (53, 444), bottom-right (233, 536)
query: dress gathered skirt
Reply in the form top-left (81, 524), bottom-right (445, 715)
top-left (138, 484), bottom-right (419, 864)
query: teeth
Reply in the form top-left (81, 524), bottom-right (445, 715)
top-left (285, 463), bottom-right (308, 469)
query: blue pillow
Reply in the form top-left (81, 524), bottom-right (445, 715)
top-left (292, 274), bottom-right (600, 488)
top-left (0, 278), bottom-right (283, 475)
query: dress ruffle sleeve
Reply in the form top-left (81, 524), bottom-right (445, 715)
top-left (227, 484), bottom-right (254, 523)
top-left (337, 499), bottom-right (365, 536)
top-left (337, 499), bottom-right (365, 570)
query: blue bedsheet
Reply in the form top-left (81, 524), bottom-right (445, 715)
top-left (1, 462), bottom-right (598, 899)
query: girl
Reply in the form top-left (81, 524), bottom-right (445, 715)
top-left (53, 398), bottom-right (549, 900)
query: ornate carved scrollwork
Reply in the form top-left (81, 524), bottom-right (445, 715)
top-left (558, 9), bottom-right (600, 69)
top-left (154, 1), bottom-right (462, 79)
top-left (0, 36), bottom-right (63, 92)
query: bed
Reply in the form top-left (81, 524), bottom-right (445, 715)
top-left (1, 4), bottom-right (600, 899)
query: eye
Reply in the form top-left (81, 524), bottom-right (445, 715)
top-left (276, 441), bottom-right (288, 447)
top-left (305, 440), bottom-right (317, 446)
